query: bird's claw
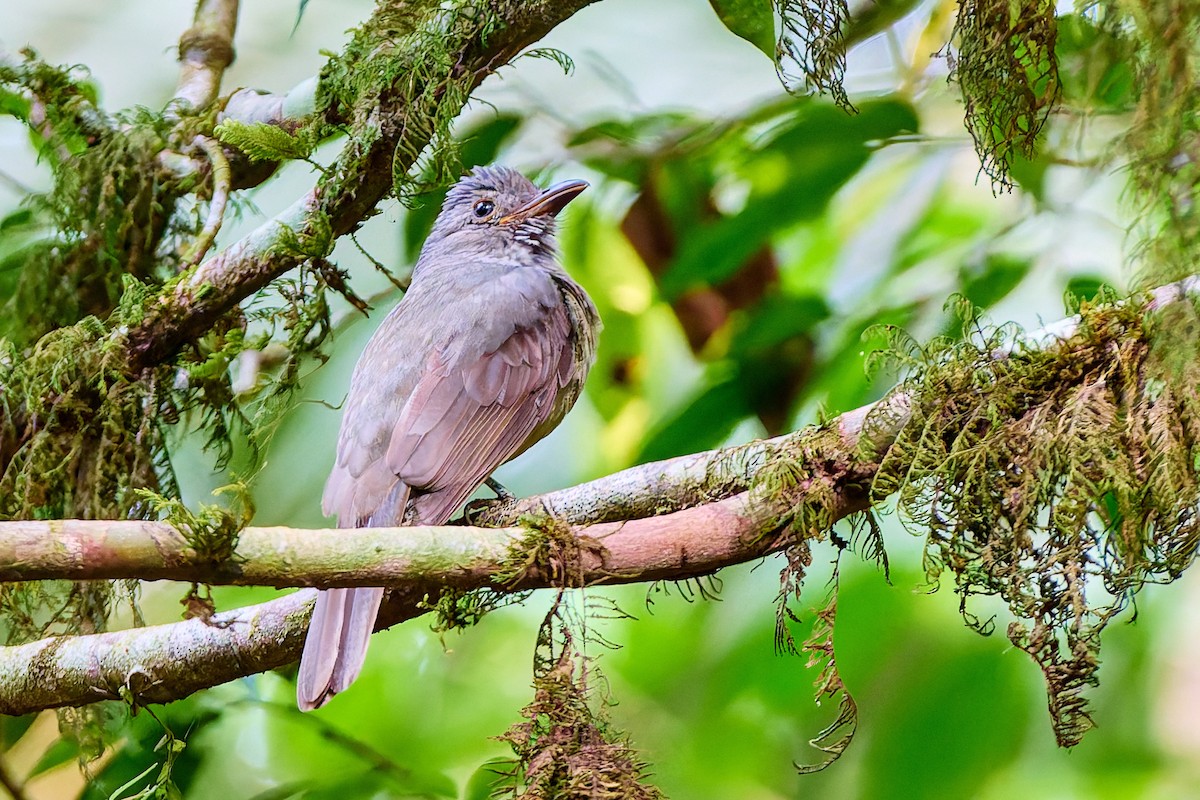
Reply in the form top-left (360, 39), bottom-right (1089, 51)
top-left (484, 476), bottom-right (516, 501)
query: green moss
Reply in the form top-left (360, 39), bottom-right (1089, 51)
top-left (134, 483), bottom-right (252, 564)
top-left (945, 0), bottom-right (1060, 189)
top-left (1123, 0), bottom-right (1200, 285)
top-left (312, 0), bottom-right (506, 206)
top-left (750, 430), bottom-right (879, 775)
top-left (0, 53), bottom-right (258, 648)
top-left (750, 425), bottom-right (876, 549)
top-left (497, 514), bottom-right (606, 589)
top-left (493, 606), bottom-right (663, 799)
top-left (871, 294), bottom-right (1200, 746)
top-left (0, 105), bottom-right (188, 345)
top-left (213, 119), bottom-right (316, 162)
top-left (794, 584), bottom-right (858, 774)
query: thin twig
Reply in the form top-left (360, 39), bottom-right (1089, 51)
top-left (182, 135), bottom-right (232, 267)
top-left (350, 232), bottom-right (411, 292)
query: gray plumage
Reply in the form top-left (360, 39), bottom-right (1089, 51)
top-left (297, 165), bottom-right (600, 711)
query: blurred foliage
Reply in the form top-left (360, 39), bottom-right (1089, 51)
top-left (1, 0), bottom-right (1200, 798)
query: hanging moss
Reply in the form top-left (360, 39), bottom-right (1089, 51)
top-left (494, 605), bottom-right (663, 800)
top-left (0, 311), bottom-right (164, 643)
top-left (1124, 0), bottom-right (1200, 284)
top-left (870, 293), bottom-right (1200, 746)
top-left (775, 0), bottom-right (855, 111)
top-left (0, 67), bottom-right (197, 345)
top-left (794, 580), bottom-right (858, 774)
top-left (748, 426), bottom-right (888, 773)
top-left (0, 55), bottom-right (242, 645)
top-left (944, 0), bottom-right (1060, 188)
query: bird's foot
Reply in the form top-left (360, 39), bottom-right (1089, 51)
top-left (463, 477), bottom-right (517, 525)
top-left (484, 476), bottom-right (516, 501)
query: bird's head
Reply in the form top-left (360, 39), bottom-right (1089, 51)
top-left (426, 165), bottom-right (588, 257)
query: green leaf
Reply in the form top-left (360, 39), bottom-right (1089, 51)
top-left (957, 254), bottom-right (1031, 311)
top-left (30, 737), bottom-right (80, 778)
top-left (246, 782), bottom-right (311, 800)
top-left (1055, 13), bottom-right (1136, 111)
top-left (1007, 151), bottom-right (1049, 201)
top-left (214, 120), bottom-right (315, 163)
top-left (568, 112), bottom-right (693, 185)
top-left (730, 293), bottom-right (830, 354)
top-left (301, 768), bottom-right (457, 799)
top-left (0, 713), bottom-right (36, 750)
top-left (709, 0), bottom-right (776, 60)
top-left (293, 0), bottom-right (311, 34)
top-left (0, 87), bottom-right (31, 119)
top-left (1065, 275), bottom-right (1115, 304)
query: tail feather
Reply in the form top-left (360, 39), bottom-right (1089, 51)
top-left (297, 586), bottom-right (386, 711)
top-left (298, 480), bottom-right (411, 711)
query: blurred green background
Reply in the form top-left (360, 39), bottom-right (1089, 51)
top-left (2, 1), bottom-right (1198, 798)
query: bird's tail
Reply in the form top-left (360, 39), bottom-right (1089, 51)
top-left (296, 586), bottom-right (386, 711)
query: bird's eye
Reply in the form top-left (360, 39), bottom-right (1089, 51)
top-left (473, 199), bottom-right (495, 218)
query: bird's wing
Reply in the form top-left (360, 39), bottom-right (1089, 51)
top-left (384, 297), bottom-right (576, 525)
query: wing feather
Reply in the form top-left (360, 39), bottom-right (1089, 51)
top-left (385, 302), bottom-right (572, 524)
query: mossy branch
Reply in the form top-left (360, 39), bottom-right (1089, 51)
top-left (174, 0), bottom-right (240, 111)
top-left (2, 278), bottom-right (1196, 719)
top-left (0, 491), bottom-right (815, 590)
top-left (0, 484), bottom-right (864, 715)
top-left (123, 0), bottom-right (599, 371)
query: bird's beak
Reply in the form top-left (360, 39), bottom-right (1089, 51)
top-left (499, 179), bottom-right (589, 224)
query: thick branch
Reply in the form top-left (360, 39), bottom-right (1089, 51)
top-left (0, 484), bottom-right (871, 715)
top-left (0, 589), bottom-right (316, 716)
top-left (0, 474), bottom-right (870, 589)
top-left (174, 0), bottom-right (240, 110)
top-left (127, 0), bottom-right (597, 370)
top-left (3, 278), bottom-right (1193, 714)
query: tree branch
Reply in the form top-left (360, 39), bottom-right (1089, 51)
top-left (0, 458), bottom-right (871, 590)
top-left (0, 482), bottom-right (870, 715)
top-left (3, 278), bottom-right (1196, 715)
top-left (174, 0), bottom-right (240, 111)
top-left (126, 0), bottom-right (598, 371)
top-left (475, 401), bottom-right (887, 527)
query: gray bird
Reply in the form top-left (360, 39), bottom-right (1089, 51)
top-left (297, 165), bottom-right (600, 711)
